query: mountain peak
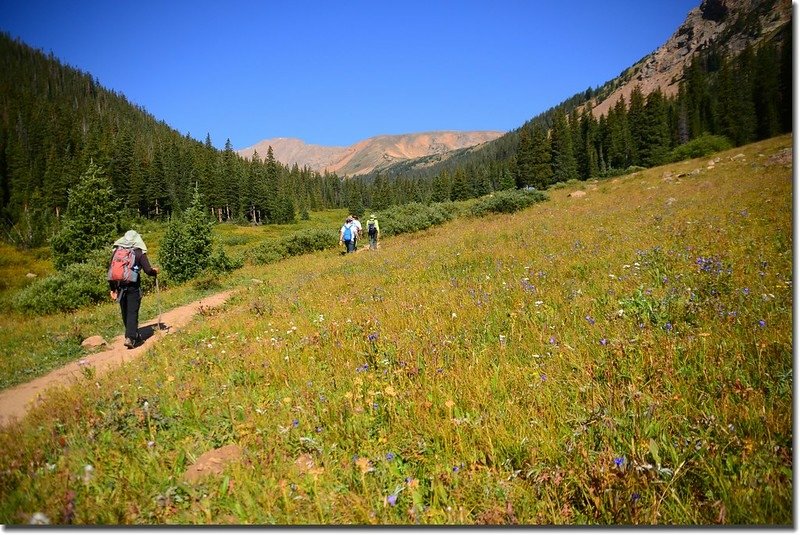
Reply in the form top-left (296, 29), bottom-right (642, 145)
top-left (237, 131), bottom-right (504, 176)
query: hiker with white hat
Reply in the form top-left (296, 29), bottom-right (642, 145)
top-left (107, 230), bottom-right (159, 348)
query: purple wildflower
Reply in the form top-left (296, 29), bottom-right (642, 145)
top-left (453, 465), bottom-right (460, 473)
top-left (386, 452), bottom-right (395, 461)
top-left (387, 494), bottom-right (398, 506)
top-left (540, 373), bottom-right (547, 382)
top-left (600, 338), bottom-right (608, 346)
top-left (664, 322), bottom-right (673, 332)
top-left (549, 336), bottom-right (557, 345)
top-left (758, 319), bottom-right (766, 328)
top-left (614, 456), bottom-right (625, 468)
top-left (356, 363), bottom-right (369, 373)
top-left (631, 492), bottom-right (641, 502)
top-left (585, 315), bottom-right (595, 325)
top-left (292, 419), bottom-right (299, 427)
top-left (368, 332), bottom-right (379, 343)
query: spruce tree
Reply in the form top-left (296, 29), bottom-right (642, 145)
top-left (50, 161), bottom-right (121, 269)
top-left (160, 186), bottom-right (213, 283)
top-left (550, 111), bottom-right (578, 183)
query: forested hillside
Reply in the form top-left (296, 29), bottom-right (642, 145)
top-left (0, 33), bottom-right (357, 246)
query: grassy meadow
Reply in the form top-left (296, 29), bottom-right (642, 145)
top-left (0, 135), bottom-right (792, 525)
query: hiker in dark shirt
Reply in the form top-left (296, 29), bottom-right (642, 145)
top-left (108, 230), bottom-right (159, 348)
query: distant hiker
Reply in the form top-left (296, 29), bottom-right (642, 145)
top-left (339, 217), bottom-right (356, 254)
top-left (366, 213), bottom-right (380, 250)
top-left (108, 230), bottom-right (159, 349)
top-left (352, 215), bottom-right (362, 250)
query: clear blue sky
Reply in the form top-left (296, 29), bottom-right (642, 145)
top-left (2, 0), bottom-right (700, 150)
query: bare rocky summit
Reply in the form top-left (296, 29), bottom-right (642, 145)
top-left (237, 131), bottom-right (503, 177)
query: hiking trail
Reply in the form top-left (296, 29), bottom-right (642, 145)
top-left (0, 290), bottom-right (235, 427)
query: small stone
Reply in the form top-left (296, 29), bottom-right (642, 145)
top-left (81, 335), bottom-right (107, 348)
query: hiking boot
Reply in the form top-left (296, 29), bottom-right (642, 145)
top-left (124, 337), bottom-right (135, 349)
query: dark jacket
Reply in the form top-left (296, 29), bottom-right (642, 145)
top-left (108, 247), bottom-right (157, 290)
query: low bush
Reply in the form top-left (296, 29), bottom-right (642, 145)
top-left (469, 189), bottom-right (548, 216)
top-left (249, 228), bottom-right (338, 265)
top-left (668, 134), bottom-right (733, 162)
top-left (13, 249), bottom-right (109, 315)
top-left (375, 202), bottom-right (458, 237)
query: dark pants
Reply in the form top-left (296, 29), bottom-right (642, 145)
top-left (344, 239), bottom-right (355, 253)
top-left (119, 286), bottom-right (142, 341)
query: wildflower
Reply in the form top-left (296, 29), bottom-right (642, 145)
top-left (741, 287), bottom-right (750, 296)
top-left (29, 513), bottom-right (50, 525)
top-left (664, 322), bottom-right (673, 332)
top-left (387, 494), bottom-right (398, 506)
top-left (499, 334), bottom-right (507, 347)
top-left (386, 452), bottom-right (396, 461)
top-left (613, 456), bottom-right (625, 468)
top-left (585, 315), bottom-right (595, 325)
top-left (292, 419), bottom-right (299, 428)
top-left (631, 492), bottom-right (641, 503)
top-left (600, 338), bottom-right (608, 346)
top-left (147, 440), bottom-right (156, 449)
top-left (356, 363), bottom-right (369, 373)
top-left (540, 373), bottom-right (547, 382)
top-left (355, 457), bottom-right (374, 474)
top-left (758, 320), bottom-right (766, 328)
top-left (82, 464), bottom-right (94, 484)
top-left (548, 336), bottom-right (557, 345)
top-left (316, 426), bottom-right (323, 433)
top-left (453, 465), bottom-right (460, 473)
top-left (368, 332), bottom-right (379, 343)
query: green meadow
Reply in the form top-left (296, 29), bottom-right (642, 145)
top-left (0, 135), bottom-right (792, 525)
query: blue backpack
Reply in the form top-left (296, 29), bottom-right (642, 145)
top-left (343, 224), bottom-right (352, 241)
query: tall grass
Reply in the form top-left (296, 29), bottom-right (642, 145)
top-left (0, 135), bottom-right (792, 525)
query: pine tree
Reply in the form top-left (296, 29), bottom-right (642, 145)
top-left (159, 186), bottom-right (213, 283)
top-left (50, 162), bottom-right (120, 269)
top-left (529, 125), bottom-right (553, 188)
top-left (550, 111), bottom-right (578, 182)
top-left (639, 89), bottom-right (672, 167)
top-left (627, 85), bottom-right (646, 166)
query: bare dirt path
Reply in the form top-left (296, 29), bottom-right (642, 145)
top-left (0, 289), bottom-right (235, 427)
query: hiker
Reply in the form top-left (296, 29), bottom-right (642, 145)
top-left (352, 215), bottom-right (362, 250)
top-left (366, 213), bottom-right (380, 250)
top-left (108, 230), bottom-right (159, 349)
top-left (339, 216), bottom-right (356, 254)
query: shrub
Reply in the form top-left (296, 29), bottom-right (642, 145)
top-left (249, 229), bottom-right (337, 265)
top-left (469, 189), bottom-right (548, 217)
top-left (14, 249), bottom-right (109, 315)
top-left (668, 135), bottom-right (733, 163)
top-left (375, 202), bottom-right (458, 237)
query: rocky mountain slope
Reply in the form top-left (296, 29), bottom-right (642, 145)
top-left (591, 0), bottom-right (791, 117)
top-left (237, 131), bottom-right (503, 176)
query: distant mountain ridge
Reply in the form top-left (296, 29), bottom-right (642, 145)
top-left (236, 131), bottom-right (504, 176)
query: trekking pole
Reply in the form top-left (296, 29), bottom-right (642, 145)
top-left (155, 276), bottom-right (163, 331)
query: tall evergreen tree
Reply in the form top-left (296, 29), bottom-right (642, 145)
top-left (550, 111), bottom-right (578, 182)
top-left (50, 162), bottom-right (120, 269)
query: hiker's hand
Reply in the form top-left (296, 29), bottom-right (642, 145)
top-left (153, 267), bottom-right (159, 276)
top-left (110, 290), bottom-right (117, 301)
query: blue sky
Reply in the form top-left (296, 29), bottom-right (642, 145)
top-left (2, 1), bottom-right (700, 150)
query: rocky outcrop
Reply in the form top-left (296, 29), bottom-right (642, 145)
top-left (592, 0), bottom-right (791, 118)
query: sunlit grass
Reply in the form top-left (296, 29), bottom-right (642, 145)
top-left (0, 135), bottom-right (792, 525)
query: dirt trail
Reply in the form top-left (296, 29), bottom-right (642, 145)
top-left (0, 290), bottom-right (235, 428)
